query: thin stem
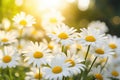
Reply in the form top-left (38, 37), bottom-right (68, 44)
top-left (100, 57), bottom-right (108, 73)
top-left (62, 46), bottom-right (67, 56)
top-left (39, 67), bottom-right (40, 80)
top-left (8, 68), bottom-right (13, 80)
top-left (83, 57), bottom-right (97, 80)
top-left (84, 45), bottom-right (90, 64)
top-left (79, 45), bottom-right (90, 80)
top-left (88, 57), bottom-right (98, 72)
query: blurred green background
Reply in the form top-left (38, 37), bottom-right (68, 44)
top-left (0, 0), bottom-right (120, 36)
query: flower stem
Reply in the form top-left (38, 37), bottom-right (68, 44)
top-left (39, 67), bottom-right (40, 80)
top-left (8, 68), bottom-right (13, 80)
top-left (84, 45), bottom-right (90, 64)
top-left (88, 57), bottom-right (98, 72)
top-left (79, 45), bottom-right (90, 80)
top-left (100, 57), bottom-right (108, 73)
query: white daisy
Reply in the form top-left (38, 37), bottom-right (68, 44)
top-left (0, 30), bottom-right (18, 45)
top-left (65, 51), bottom-right (85, 75)
top-left (41, 10), bottom-right (65, 32)
top-left (107, 34), bottom-right (120, 55)
top-left (89, 66), bottom-right (109, 80)
top-left (13, 12), bottom-right (36, 29)
top-left (23, 41), bottom-right (51, 68)
top-left (42, 39), bottom-right (61, 54)
top-left (90, 44), bottom-right (113, 58)
top-left (47, 23), bottom-right (77, 46)
top-left (105, 65), bottom-right (120, 79)
top-left (43, 54), bottom-right (71, 80)
top-left (14, 39), bottom-right (29, 54)
top-left (77, 27), bottom-right (107, 46)
top-left (25, 67), bottom-right (45, 80)
top-left (0, 46), bottom-right (20, 68)
top-left (88, 21), bottom-right (108, 33)
top-left (24, 27), bottom-right (44, 40)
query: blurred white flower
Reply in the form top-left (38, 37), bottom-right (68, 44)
top-left (88, 21), bottom-right (108, 33)
top-left (13, 12), bottom-right (36, 29)
top-left (0, 46), bottom-right (20, 68)
top-left (0, 30), bottom-right (18, 45)
top-left (41, 10), bottom-right (65, 32)
top-left (25, 67), bottom-right (45, 80)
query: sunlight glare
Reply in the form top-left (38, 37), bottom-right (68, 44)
top-left (78, 0), bottom-right (90, 11)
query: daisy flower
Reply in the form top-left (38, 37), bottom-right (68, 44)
top-left (88, 21), bottom-right (108, 33)
top-left (14, 39), bottom-right (29, 54)
top-left (47, 23), bottom-right (77, 46)
top-left (25, 67), bottom-right (45, 80)
top-left (23, 41), bottom-right (51, 67)
top-left (90, 44), bottom-right (113, 58)
top-left (24, 27), bottom-right (44, 39)
top-left (105, 65), bottom-right (120, 79)
top-left (89, 66), bottom-right (109, 80)
top-left (41, 10), bottom-right (65, 32)
top-left (65, 51), bottom-right (85, 75)
top-left (42, 39), bottom-right (61, 53)
top-left (0, 46), bottom-right (20, 68)
top-left (43, 53), bottom-right (71, 80)
top-left (107, 34), bottom-right (120, 55)
top-left (13, 12), bottom-right (36, 29)
top-left (77, 27), bottom-right (107, 47)
top-left (0, 30), bottom-right (18, 45)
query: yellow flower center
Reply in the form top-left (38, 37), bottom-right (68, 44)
top-left (19, 19), bottom-right (27, 26)
top-left (34, 73), bottom-right (42, 79)
top-left (2, 55), bottom-right (12, 63)
top-left (52, 66), bottom-right (62, 74)
top-left (76, 44), bottom-right (82, 49)
top-left (48, 44), bottom-right (53, 50)
top-left (33, 51), bottom-right (43, 58)
top-left (95, 73), bottom-right (103, 80)
top-left (111, 70), bottom-right (119, 77)
top-left (31, 30), bottom-right (37, 35)
top-left (95, 48), bottom-right (104, 54)
top-left (17, 45), bottom-right (23, 49)
top-left (85, 35), bottom-right (96, 42)
top-left (2, 38), bottom-right (8, 42)
top-left (66, 59), bottom-right (75, 67)
top-left (49, 18), bottom-right (57, 23)
top-left (109, 43), bottom-right (117, 49)
top-left (58, 32), bottom-right (68, 39)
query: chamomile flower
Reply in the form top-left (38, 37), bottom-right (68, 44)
top-left (89, 66), bottom-right (109, 80)
top-left (105, 65), bottom-right (120, 79)
top-left (77, 27), bottom-right (107, 46)
top-left (42, 10), bottom-right (65, 32)
top-left (47, 23), bottom-right (77, 46)
top-left (65, 51), bottom-right (85, 75)
top-left (90, 44), bottom-right (113, 58)
top-left (43, 54), bottom-right (71, 80)
top-left (14, 39), bottom-right (29, 54)
top-left (23, 41), bottom-right (51, 67)
top-left (0, 30), bottom-right (18, 45)
top-left (88, 21), bottom-right (108, 33)
top-left (42, 39), bottom-right (61, 54)
top-left (13, 12), bottom-right (36, 29)
top-left (107, 34), bottom-right (120, 54)
top-left (25, 67), bottom-right (45, 80)
top-left (24, 27), bottom-right (44, 40)
top-left (0, 46), bottom-right (20, 68)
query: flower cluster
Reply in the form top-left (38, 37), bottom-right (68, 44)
top-left (0, 11), bottom-right (120, 80)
